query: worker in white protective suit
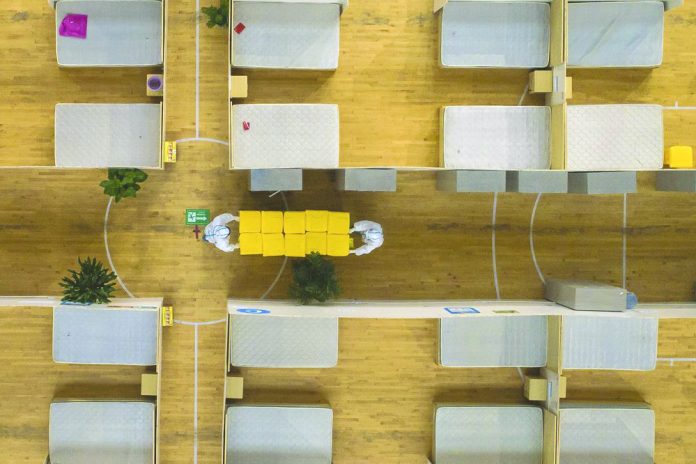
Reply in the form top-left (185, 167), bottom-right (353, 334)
top-left (203, 213), bottom-right (239, 253)
top-left (349, 220), bottom-right (384, 256)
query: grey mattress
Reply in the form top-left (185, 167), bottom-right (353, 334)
top-left (53, 305), bottom-right (158, 365)
top-left (225, 405), bottom-right (333, 464)
top-left (50, 400), bottom-right (155, 464)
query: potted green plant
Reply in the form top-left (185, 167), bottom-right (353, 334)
top-left (202, 0), bottom-right (229, 28)
top-left (100, 168), bottom-right (148, 203)
top-left (60, 257), bottom-right (117, 304)
top-left (289, 252), bottom-right (340, 305)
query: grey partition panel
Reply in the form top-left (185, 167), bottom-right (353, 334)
top-left (50, 401), bottom-right (155, 464)
top-left (545, 279), bottom-right (627, 311)
top-left (53, 306), bottom-right (158, 365)
top-left (337, 169), bottom-right (397, 192)
top-left (506, 171), bottom-right (568, 193)
top-left (226, 405), bottom-right (333, 464)
top-left (568, 172), bottom-right (637, 194)
top-left (655, 170), bottom-right (696, 192)
top-left (249, 169), bottom-right (303, 191)
top-left (437, 170), bottom-right (506, 193)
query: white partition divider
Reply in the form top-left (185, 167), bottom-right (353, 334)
top-left (227, 299), bottom-right (696, 320)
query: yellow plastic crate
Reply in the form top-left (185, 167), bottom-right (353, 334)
top-left (261, 211), bottom-right (283, 234)
top-left (328, 212), bottom-right (350, 235)
top-left (239, 211), bottom-right (261, 233)
top-left (665, 146), bottom-right (694, 168)
top-left (327, 234), bottom-right (350, 257)
top-left (306, 232), bottom-right (327, 255)
top-left (284, 211), bottom-right (306, 234)
top-left (306, 210), bottom-right (329, 232)
top-left (262, 233), bottom-right (285, 257)
top-left (284, 234), bottom-right (306, 257)
top-left (239, 233), bottom-right (262, 255)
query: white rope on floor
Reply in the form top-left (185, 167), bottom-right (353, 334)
top-left (491, 192), bottom-right (501, 300)
top-left (104, 197), bottom-right (136, 298)
top-left (529, 193), bottom-right (545, 284)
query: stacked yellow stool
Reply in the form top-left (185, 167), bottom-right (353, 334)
top-left (238, 210), bottom-right (350, 257)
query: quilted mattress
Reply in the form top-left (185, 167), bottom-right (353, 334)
top-left (433, 405), bottom-right (544, 464)
top-left (569, 2), bottom-right (664, 68)
top-left (439, 316), bottom-right (547, 367)
top-left (229, 315), bottom-right (338, 368)
top-left (232, 2), bottom-right (340, 70)
top-left (442, 106), bottom-right (550, 169)
top-left (50, 400), bottom-right (155, 464)
top-left (566, 105), bottom-right (663, 171)
top-left (562, 315), bottom-right (658, 370)
top-left (440, 2), bottom-right (550, 68)
top-left (226, 405), bottom-right (333, 464)
top-left (560, 403), bottom-right (655, 464)
top-left (56, 0), bottom-right (163, 66)
top-left (53, 306), bottom-right (158, 365)
top-left (232, 104), bottom-right (339, 169)
top-left (55, 103), bottom-right (162, 168)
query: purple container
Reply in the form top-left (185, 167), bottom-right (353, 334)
top-left (148, 76), bottom-right (163, 92)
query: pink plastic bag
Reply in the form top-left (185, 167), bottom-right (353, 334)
top-left (59, 14), bottom-right (88, 39)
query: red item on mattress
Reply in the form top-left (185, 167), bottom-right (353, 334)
top-left (234, 23), bottom-right (246, 34)
top-left (242, 121), bottom-right (251, 131)
top-left (59, 14), bottom-right (88, 39)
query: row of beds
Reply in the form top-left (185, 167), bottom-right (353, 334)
top-left (49, 305), bottom-right (659, 463)
top-left (52, 0), bottom-right (669, 170)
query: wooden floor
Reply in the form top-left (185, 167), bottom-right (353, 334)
top-left (1, 0), bottom-right (696, 463)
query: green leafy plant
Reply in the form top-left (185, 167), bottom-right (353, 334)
top-left (289, 252), bottom-right (340, 305)
top-left (202, 0), bottom-right (229, 28)
top-left (60, 257), bottom-right (118, 304)
top-left (100, 168), bottom-right (148, 203)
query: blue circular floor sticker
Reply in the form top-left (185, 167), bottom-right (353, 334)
top-left (237, 308), bottom-right (271, 315)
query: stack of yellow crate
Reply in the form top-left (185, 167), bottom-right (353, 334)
top-left (238, 210), bottom-right (351, 257)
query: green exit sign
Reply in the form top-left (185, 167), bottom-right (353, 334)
top-left (185, 209), bottom-right (210, 225)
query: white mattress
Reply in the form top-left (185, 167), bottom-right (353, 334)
top-left (232, 2), bottom-right (340, 70)
top-left (442, 106), bottom-right (550, 169)
top-left (560, 404), bottom-right (654, 464)
top-left (440, 2), bottom-right (550, 68)
top-left (53, 306), bottom-right (158, 365)
top-left (226, 405), bottom-right (333, 464)
top-left (562, 315), bottom-right (658, 370)
top-left (569, 2), bottom-right (664, 68)
top-left (50, 401), bottom-right (155, 464)
top-left (232, 104), bottom-right (339, 169)
top-left (229, 315), bottom-right (338, 368)
top-left (440, 316), bottom-right (547, 367)
top-left (566, 105), bottom-right (663, 171)
top-left (56, 0), bottom-right (163, 66)
top-left (433, 405), bottom-right (543, 464)
top-left (55, 103), bottom-right (162, 168)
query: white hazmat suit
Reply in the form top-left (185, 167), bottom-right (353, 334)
top-left (203, 213), bottom-right (239, 253)
top-left (349, 220), bottom-right (384, 256)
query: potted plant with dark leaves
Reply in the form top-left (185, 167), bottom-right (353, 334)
top-left (289, 252), bottom-right (340, 305)
top-left (60, 257), bottom-right (117, 305)
top-left (202, 0), bottom-right (229, 28)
